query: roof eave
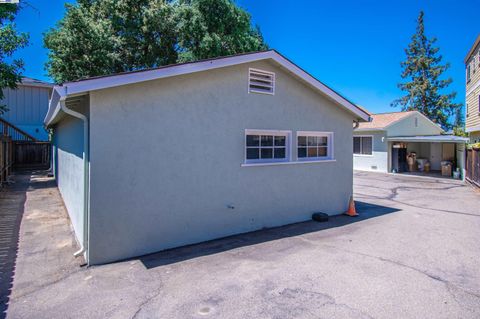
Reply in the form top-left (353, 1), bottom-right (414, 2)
top-left (464, 35), bottom-right (480, 63)
top-left (45, 50), bottom-right (370, 124)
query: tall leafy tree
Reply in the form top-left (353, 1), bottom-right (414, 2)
top-left (0, 3), bottom-right (29, 114)
top-left (44, 0), bottom-right (267, 83)
top-left (175, 0), bottom-right (267, 62)
top-left (392, 11), bottom-right (461, 129)
top-left (44, 0), bottom-right (178, 83)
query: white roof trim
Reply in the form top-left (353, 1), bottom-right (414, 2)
top-left (45, 50), bottom-right (370, 125)
top-left (387, 135), bottom-right (468, 143)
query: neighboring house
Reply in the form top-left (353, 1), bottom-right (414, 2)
top-left (45, 50), bottom-right (370, 265)
top-left (1, 77), bottom-right (53, 141)
top-left (465, 35), bottom-right (480, 143)
top-left (353, 110), bottom-right (468, 176)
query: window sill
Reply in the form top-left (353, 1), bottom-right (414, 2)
top-left (354, 153), bottom-right (374, 157)
top-left (241, 159), bottom-right (336, 167)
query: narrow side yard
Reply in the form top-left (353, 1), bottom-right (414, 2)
top-left (2, 171), bottom-right (480, 319)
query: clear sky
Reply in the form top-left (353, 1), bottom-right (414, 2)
top-left (13, 0), bottom-right (480, 114)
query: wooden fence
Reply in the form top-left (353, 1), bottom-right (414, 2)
top-left (466, 148), bottom-right (480, 188)
top-left (0, 136), bottom-right (13, 185)
top-left (13, 141), bottom-right (51, 170)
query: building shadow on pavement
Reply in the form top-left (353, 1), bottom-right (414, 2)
top-left (141, 201), bottom-right (400, 270)
top-left (0, 172), bottom-right (52, 319)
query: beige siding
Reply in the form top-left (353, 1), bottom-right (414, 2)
top-left (466, 86), bottom-right (480, 128)
top-left (466, 41), bottom-right (480, 133)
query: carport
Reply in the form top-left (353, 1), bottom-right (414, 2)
top-left (387, 135), bottom-right (469, 179)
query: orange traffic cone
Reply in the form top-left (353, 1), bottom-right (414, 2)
top-left (344, 196), bottom-right (358, 217)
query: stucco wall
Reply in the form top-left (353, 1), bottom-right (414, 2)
top-left (87, 60), bottom-right (356, 264)
top-left (53, 115), bottom-right (85, 246)
top-left (387, 113), bottom-right (443, 137)
top-left (353, 131), bottom-right (388, 172)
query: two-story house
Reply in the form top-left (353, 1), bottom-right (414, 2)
top-left (465, 35), bottom-right (480, 143)
top-left (1, 77), bottom-right (53, 141)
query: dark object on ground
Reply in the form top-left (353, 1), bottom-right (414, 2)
top-left (312, 212), bottom-right (329, 222)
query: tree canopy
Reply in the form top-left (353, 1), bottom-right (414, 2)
top-left (0, 3), bottom-right (29, 114)
top-left (392, 11), bottom-right (461, 129)
top-left (44, 0), bottom-right (267, 83)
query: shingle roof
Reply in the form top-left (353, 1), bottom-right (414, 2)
top-left (357, 111), bottom-right (417, 130)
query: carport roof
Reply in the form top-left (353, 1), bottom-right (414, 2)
top-left (387, 135), bottom-right (469, 143)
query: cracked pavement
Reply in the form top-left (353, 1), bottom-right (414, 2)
top-left (3, 171), bottom-right (480, 319)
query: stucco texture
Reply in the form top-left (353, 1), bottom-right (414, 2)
top-left (87, 60), bottom-right (357, 264)
top-left (353, 131), bottom-right (388, 172)
top-left (53, 115), bottom-right (85, 247)
top-left (353, 113), bottom-right (444, 173)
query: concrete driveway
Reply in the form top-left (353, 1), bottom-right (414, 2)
top-left (3, 171), bottom-right (480, 319)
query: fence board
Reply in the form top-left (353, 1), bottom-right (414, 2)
top-left (13, 142), bottom-right (51, 170)
top-left (466, 148), bottom-right (480, 188)
top-left (1, 136), bottom-right (13, 185)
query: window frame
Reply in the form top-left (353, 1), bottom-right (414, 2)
top-left (353, 135), bottom-right (374, 157)
top-left (248, 68), bottom-right (275, 95)
top-left (296, 131), bottom-right (334, 161)
top-left (244, 129), bottom-right (291, 164)
top-left (467, 64), bottom-right (471, 82)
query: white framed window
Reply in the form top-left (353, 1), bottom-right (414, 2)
top-left (245, 129), bottom-right (291, 164)
top-left (353, 136), bottom-right (373, 156)
top-left (467, 64), bottom-right (471, 82)
top-left (248, 68), bottom-right (275, 95)
top-left (297, 131), bottom-right (334, 161)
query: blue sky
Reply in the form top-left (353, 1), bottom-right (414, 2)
top-left (13, 0), bottom-right (479, 114)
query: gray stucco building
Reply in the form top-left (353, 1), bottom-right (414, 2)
top-left (353, 111), bottom-right (468, 178)
top-left (45, 50), bottom-right (370, 265)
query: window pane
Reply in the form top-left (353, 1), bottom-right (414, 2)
top-left (307, 147), bottom-right (317, 157)
top-left (274, 147), bottom-right (285, 159)
top-left (353, 137), bottom-right (361, 154)
top-left (307, 136), bottom-right (316, 146)
top-left (246, 148), bottom-right (259, 159)
top-left (298, 147), bottom-right (306, 158)
top-left (246, 135), bottom-right (259, 147)
top-left (261, 135), bottom-right (273, 146)
top-left (274, 136), bottom-right (286, 146)
top-left (318, 136), bottom-right (328, 146)
top-left (298, 136), bottom-right (307, 146)
top-left (261, 148), bottom-right (273, 158)
top-left (318, 147), bottom-right (327, 157)
top-left (361, 137), bottom-right (372, 155)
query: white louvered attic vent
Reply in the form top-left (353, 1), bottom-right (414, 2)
top-left (249, 68), bottom-right (275, 95)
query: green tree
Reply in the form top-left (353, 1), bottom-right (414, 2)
top-left (44, 0), bottom-right (178, 83)
top-left (175, 0), bottom-right (267, 62)
top-left (0, 3), bottom-right (29, 114)
top-left (392, 11), bottom-right (461, 129)
top-left (452, 106), bottom-right (467, 137)
top-left (44, 0), bottom-right (267, 83)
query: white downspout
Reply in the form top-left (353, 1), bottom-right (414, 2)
top-left (59, 96), bottom-right (90, 261)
